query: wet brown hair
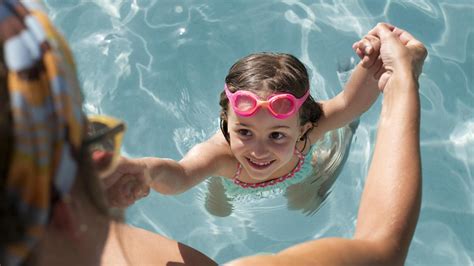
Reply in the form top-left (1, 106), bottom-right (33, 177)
top-left (219, 52), bottom-right (323, 142)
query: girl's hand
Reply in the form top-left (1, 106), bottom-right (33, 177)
top-left (352, 34), bottom-right (382, 73)
top-left (100, 156), bottom-right (151, 208)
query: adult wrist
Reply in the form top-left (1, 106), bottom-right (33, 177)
top-left (386, 70), bottom-right (419, 92)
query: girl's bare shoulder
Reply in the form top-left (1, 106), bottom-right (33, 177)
top-left (184, 131), bottom-right (237, 178)
top-left (204, 131), bottom-right (238, 178)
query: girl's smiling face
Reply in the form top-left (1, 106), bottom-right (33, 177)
top-left (227, 104), bottom-right (303, 181)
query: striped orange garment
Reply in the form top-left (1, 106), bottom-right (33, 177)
top-left (0, 1), bottom-right (85, 265)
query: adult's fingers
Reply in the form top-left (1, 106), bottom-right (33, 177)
top-left (106, 175), bottom-right (138, 208)
top-left (393, 26), bottom-right (417, 46)
top-left (102, 157), bottom-right (145, 189)
top-left (133, 185), bottom-right (150, 198)
top-left (367, 23), bottom-right (397, 41)
top-left (392, 26), bottom-right (428, 77)
top-left (102, 172), bottom-right (121, 189)
top-left (394, 27), bottom-right (427, 61)
top-left (370, 23), bottom-right (421, 50)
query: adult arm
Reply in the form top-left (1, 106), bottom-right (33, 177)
top-left (228, 23), bottom-right (426, 266)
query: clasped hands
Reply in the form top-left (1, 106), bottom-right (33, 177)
top-left (100, 156), bottom-right (151, 208)
top-left (353, 23), bottom-right (427, 91)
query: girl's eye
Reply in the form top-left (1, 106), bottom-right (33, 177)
top-left (237, 129), bottom-right (252, 137)
top-left (269, 132), bottom-right (285, 140)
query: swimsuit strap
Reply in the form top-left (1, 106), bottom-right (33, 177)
top-left (233, 148), bottom-right (305, 189)
top-left (232, 162), bottom-right (243, 180)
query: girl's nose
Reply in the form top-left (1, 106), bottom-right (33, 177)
top-left (251, 141), bottom-right (269, 159)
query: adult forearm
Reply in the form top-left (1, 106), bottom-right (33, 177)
top-left (355, 72), bottom-right (421, 259)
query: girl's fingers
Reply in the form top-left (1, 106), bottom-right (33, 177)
top-left (365, 35), bottom-right (381, 54)
top-left (352, 41), bottom-right (358, 50)
top-left (120, 175), bottom-right (135, 194)
top-left (132, 184), bottom-right (150, 198)
top-left (355, 47), bottom-right (364, 59)
top-left (355, 38), bottom-right (373, 55)
top-left (353, 41), bottom-right (363, 58)
top-left (361, 55), bottom-right (371, 66)
top-left (354, 35), bottom-right (381, 68)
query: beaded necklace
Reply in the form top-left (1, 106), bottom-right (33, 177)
top-left (232, 148), bottom-right (305, 189)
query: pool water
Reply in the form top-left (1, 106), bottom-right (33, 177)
top-left (45, 0), bottom-right (473, 264)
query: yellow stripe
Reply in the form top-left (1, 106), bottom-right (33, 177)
top-left (8, 244), bottom-right (29, 260)
top-left (27, 224), bottom-right (46, 238)
top-left (9, 114), bottom-right (58, 133)
top-left (43, 51), bottom-right (61, 81)
top-left (43, 50), bottom-right (84, 147)
top-left (8, 152), bottom-right (52, 209)
top-left (8, 71), bottom-right (51, 106)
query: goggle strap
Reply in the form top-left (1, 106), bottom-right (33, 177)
top-left (83, 123), bottom-right (125, 146)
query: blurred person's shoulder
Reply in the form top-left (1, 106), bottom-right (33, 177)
top-left (102, 222), bottom-right (216, 265)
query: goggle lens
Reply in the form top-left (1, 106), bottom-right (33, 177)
top-left (234, 95), bottom-right (257, 113)
top-left (270, 98), bottom-right (294, 115)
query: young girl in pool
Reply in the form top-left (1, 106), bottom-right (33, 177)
top-left (103, 36), bottom-right (383, 207)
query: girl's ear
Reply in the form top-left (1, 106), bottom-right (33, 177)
top-left (299, 122), bottom-right (314, 139)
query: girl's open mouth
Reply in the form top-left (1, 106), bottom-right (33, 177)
top-left (246, 157), bottom-right (275, 170)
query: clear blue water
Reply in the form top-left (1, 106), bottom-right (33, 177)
top-left (45, 0), bottom-right (473, 265)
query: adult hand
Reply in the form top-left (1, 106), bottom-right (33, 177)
top-left (100, 156), bottom-right (151, 208)
top-left (366, 23), bottom-right (427, 91)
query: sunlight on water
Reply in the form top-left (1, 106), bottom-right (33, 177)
top-left (45, 0), bottom-right (473, 264)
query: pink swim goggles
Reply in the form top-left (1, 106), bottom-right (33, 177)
top-left (224, 84), bottom-right (310, 119)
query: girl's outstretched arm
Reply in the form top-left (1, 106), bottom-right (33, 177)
top-left (310, 35), bottom-right (382, 141)
top-left (144, 132), bottom-right (231, 195)
top-left (102, 132), bottom-right (231, 206)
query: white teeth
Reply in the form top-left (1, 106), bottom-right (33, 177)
top-left (248, 158), bottom-right (272, 166)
